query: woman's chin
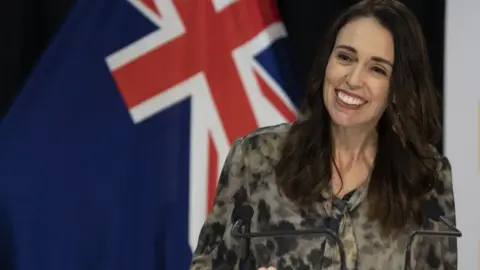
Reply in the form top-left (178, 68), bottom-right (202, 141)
top-left (330, 116), bottom-right (376, 132)
top-left (330, 116), bottom-right (359, 128)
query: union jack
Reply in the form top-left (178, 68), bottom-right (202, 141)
top-left (105, 0), bottom-right (297, 250)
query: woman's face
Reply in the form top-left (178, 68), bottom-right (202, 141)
top-left (323, 17), bottom-right (394, 129)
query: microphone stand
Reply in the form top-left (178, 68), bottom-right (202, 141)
top-left (235, 220), bottom-right (252, 270)
top-left (403, 229), bottom-right (461, 270)
top-left (232, 221), bottom-right (347, 270)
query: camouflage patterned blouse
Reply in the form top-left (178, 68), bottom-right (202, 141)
top-left (189, 123), bottom-right (457, 270)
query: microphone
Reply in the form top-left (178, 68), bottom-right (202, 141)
top-left (420, 199), bottom-right (461, 234)
top-left (231, 205), bottom-right (254, 270)
top-left (231, 205), bottom-right (347, 270)
top-left (403, 199), bottom-right (462, 270)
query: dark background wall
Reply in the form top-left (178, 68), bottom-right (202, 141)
top-left (0, 0), bottom-right (445, 147)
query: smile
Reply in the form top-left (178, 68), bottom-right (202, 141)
top-left (335, 89), bottom-right (367, 106)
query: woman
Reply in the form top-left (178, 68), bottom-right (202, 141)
top-left (190, 0), bottom-right (457, 269)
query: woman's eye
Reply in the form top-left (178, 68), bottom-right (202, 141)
top-left (337, 53), bottom-right (352, 62)
top-left (371, 66), bottom-right (387, 76)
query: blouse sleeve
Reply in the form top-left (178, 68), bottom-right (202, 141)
top-left (189, 138), bottom-right (250, 270)
top-left (437, 156), bottom-right (458, 270)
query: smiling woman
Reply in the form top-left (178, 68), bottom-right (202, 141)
top-left (189, 0), bottom-right (457, 270)
top-left (324, 17), bottom-right (393, 129)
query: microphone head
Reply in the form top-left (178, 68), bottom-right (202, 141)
top-left (420, 199), bottom-right (445, 222)
top-left (231, 205), bottom-right (254, 223)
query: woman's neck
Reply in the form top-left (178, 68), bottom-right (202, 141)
top-left (331, 123), bottom-right (378, 166)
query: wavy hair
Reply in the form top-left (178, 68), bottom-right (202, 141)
top-left (275, 0), bottom-right (441, 234)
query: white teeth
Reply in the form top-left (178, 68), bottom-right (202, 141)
top-left (336, 91), bottom-right (365, 105)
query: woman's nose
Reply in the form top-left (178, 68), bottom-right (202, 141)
top-left (345, 66), bottom-right (364, 89)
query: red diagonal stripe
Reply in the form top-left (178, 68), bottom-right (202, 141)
top-left (140, 0), bottom-right (161, 17)
top-left (254, 71), bottom-right (296, 122)
top-left (111, 36), bottom-right (196, 109)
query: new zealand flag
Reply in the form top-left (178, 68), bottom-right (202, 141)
top-left (0, 0), bottom-right (300, 269)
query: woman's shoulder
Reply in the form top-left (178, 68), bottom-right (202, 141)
top-left (242, 122), bottom-right (292, 141)
top-left (428, 145), bottom-right (453, 189)
top-left (435, 151), bottom-right (454, 197)
top-left (425, 146), bottom-right (455, 213)
top-left (236, 122), bottom-right (292, 167)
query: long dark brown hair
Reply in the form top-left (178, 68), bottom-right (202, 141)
top-left (275, 0), bottom-right (441, 234)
